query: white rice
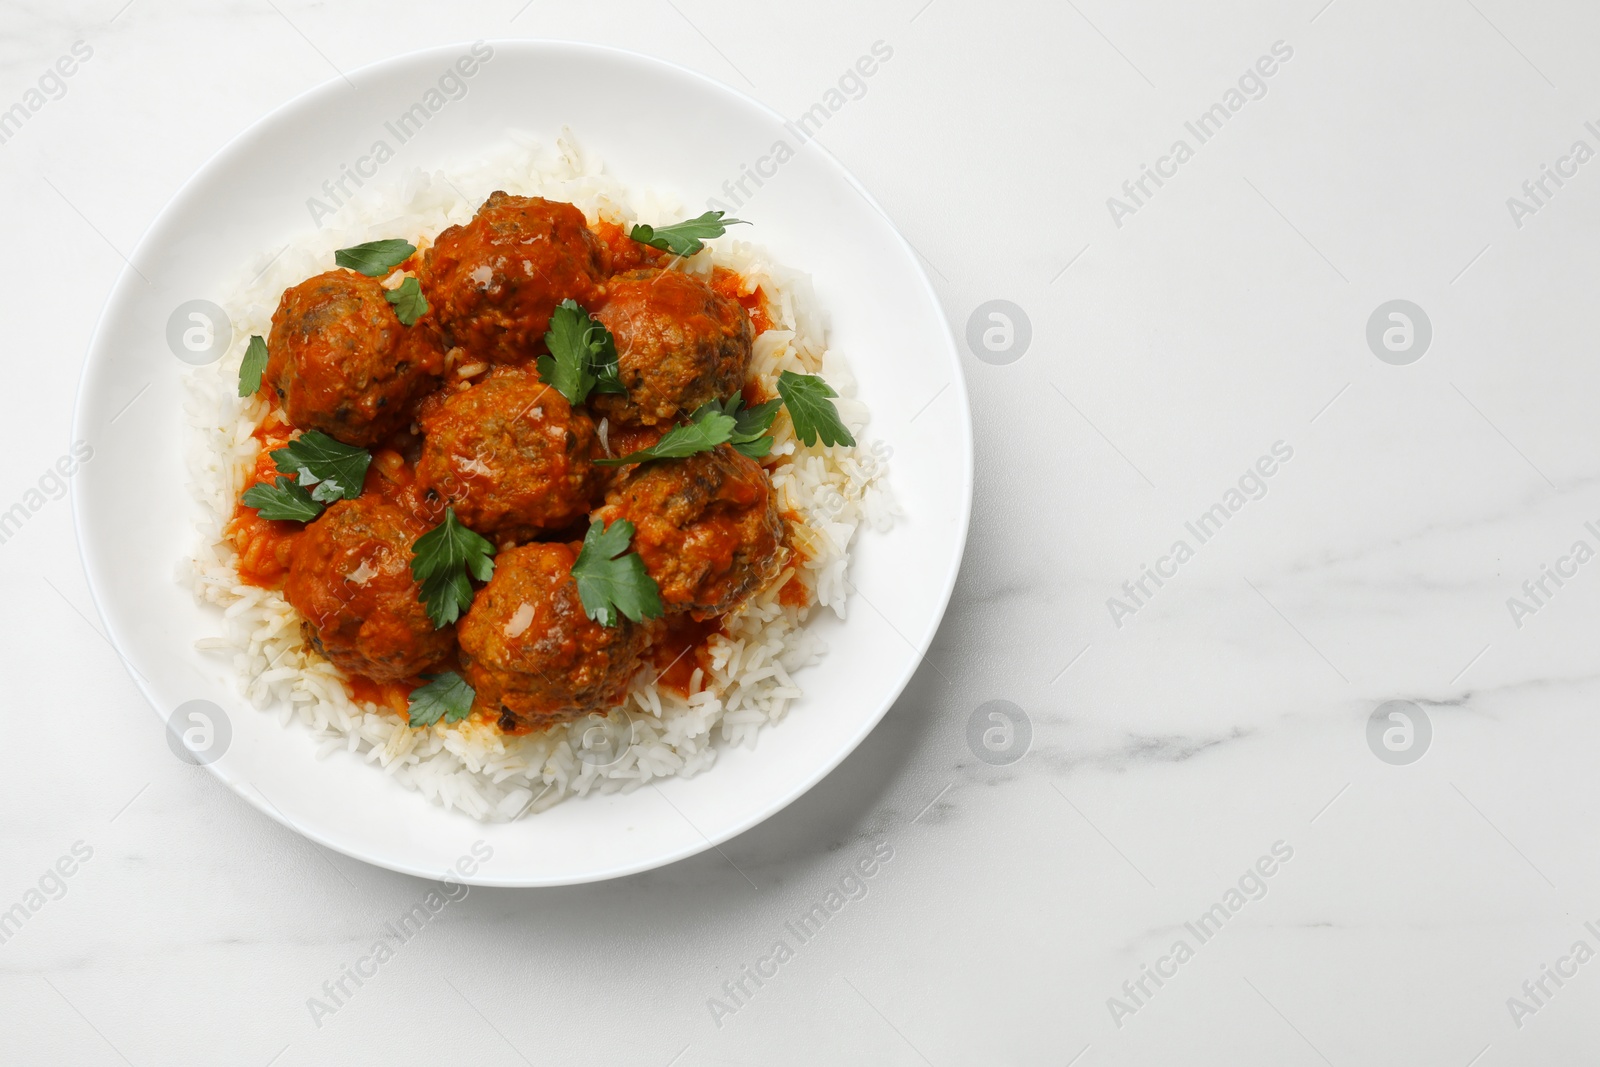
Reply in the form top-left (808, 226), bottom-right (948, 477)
top-left (184, 130), bottom-right (897, 821)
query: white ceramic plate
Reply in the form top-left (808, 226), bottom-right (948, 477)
top-left (72, 41), bottom-right (971, 886)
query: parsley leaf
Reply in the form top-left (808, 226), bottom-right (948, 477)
top-left (270, 431), bottom-right (369, 501)
top-left (595, 402), bottom-right (737, 466)
top-left (538, 300), bottom-right (596, 402)
top-left (238, 334), bottom-right (268, 398)
top-left (410, 507), bottom-right (495, 629)
top-left (571, 518), bottom-right (663, 627)
top-left (537, 299), bottom-right (624, 404)
top-left (776, 371), bottom-right (855, 447)
top-left (718, 394), bottom-right (782, 459)
top-left (385, 276), bottom-right (428, 326)
top-left (591, 331), bottom-right (626, 396)
top-left (335, 238), bottom-right (416, 277)
top-left (628, 211), bottom-right (749, 257)
top-left (407, 671), bottom-right (476, 728)
top-left (241, 476), bottom-right (323, 522)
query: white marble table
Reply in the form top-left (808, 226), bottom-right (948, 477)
top-left (5, 1), bottom-right (1599, 1063)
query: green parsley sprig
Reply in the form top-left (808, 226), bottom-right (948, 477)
top-left (335, 238), bottom-right (416, 277)
top-left (571, 518), bottom-right (663, 628)
top-left (407, 671), bottom-right (476, 728)
top-left (628, 211), bottom-right (748, 257)
top-left (385, 276), bottom-right (428, 326)
top-left (776, 371), bottom-right (855, 447)
top-left (537, 299), bottom-right (625, 405)
top-left (270, 431), bottom-right (369, 503)
top-left (238, 334), bottom-right (268, 398)
top-left (596, 374), bottom-right (848, 467)
top-left (595, 401), bottom-right (738, 467)
top-left (241, 477), bottom-right (323, 522)
top-left (410, 508), bottom-right (495, 629)
top-left (718, 394), bottom-right (783, 459)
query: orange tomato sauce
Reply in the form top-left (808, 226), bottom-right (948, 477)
top-left (345, 673), bottom-right (418, 718)
top-left (779, 510), bottom-right (811, 608)
top-left (593, 220), bottom-right (667, 274)
top-left (228, 419), bottom-right (303, 587)
top-left (606, 422), bottom-right (666, 458)
top-left (651, 614), bottom-right (724, 697)
top-left (710, 266), bottom-right (772, 334)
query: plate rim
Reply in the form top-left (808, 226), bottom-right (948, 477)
top-left (70, 38), bottom-right (974, 886)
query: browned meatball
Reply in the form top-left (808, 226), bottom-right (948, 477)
top-left (284, 497), bottom-right (452, 683)
top-left (263, 270), bottom-right (445, 447)
top-left (596, 446), bottom-right (784, 619)
top-left (415, 366), bottom-right (604, 540)
top-left (457, 543), bottom-right (651, 729)
top-left (589, 268), bottom-right (754, 427)
top-left (425, 192), bottom-right (607, 364)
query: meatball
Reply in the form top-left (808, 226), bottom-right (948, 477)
top-left (263, 270), bottom-right (445, 447)
top-left (596, 446), bottom-right (783, 619)
top-left (589, 268), bottom-right (754, 427)
top-left (457, 542), bottom-right (651, 729)
top-left (415, 366), bottom-right (604, 540)
top-left (425, 192), bottom-right (607, 363)
top-left (284, 497), bottom-right (452, 683)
